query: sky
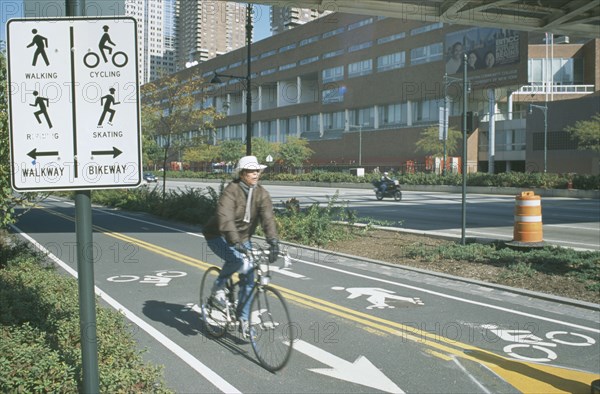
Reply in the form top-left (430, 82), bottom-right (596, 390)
top-left (1, 2), bottom-right (271, 48)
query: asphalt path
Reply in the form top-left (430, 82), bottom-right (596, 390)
top-left (11, 197), bottom-right (600, 393)
top-left (160, 180), bottom-right (600, 251)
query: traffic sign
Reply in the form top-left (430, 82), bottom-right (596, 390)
top-left (6, 17), bottom-right (141, 191)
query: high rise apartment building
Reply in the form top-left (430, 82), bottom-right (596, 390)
top-left (177, 1), bottom-right (247, 69)
top-left (270, 5), bottom-right (330, 35)
top-left (125, 0), bottom-right (177, 83)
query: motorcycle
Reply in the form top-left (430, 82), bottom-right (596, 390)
top-left (372, 179), bottom-right (402, 201)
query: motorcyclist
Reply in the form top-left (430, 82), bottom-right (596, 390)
top-left (379, 172), bottom-right (392, 193)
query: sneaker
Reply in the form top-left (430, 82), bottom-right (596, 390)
top-left (211, 289), bottom-right (227, 309)
top-left (239, 319), bottom-right (250, 339)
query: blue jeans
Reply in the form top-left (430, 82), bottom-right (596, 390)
top-left (206, 237), bottom-right (254, 321)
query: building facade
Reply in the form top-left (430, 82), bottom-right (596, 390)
top-left (159, 13), bottom-right (600, 174)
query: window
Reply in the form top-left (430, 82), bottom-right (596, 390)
top-left (260, 49), bottom-right (276, 59)
top-left (282, 117), bottom-right (298, 138)
top-left (323, 111), bottom-right (345, 129)
top-left (348, 59), bottom-right (372, 78)
top-left (379, 103), bottom-right (408, 127)
top-left (262, 120), bottom-right (278, 142)
top-left (377, 52), bottom-right (405, 72)
top-left (300, 35), bottom-right (319, 46)
top-left (528, 58), bottom-right (584, 85)
top-left (348, 41), bottom-right (373, 52)
top-left (410, 43), bottom-right (443, 65)
top-left (348, 18), bottom-right (373, 30)
top-left (279, 43), bottom-right (297, 53)
top-left (349, 107), bottom-right (374, 127)
top-left (300, 114), bottom-right (319, 132)
top-left (377, 32), bottom-right (406, 44)
top-left (279, 62), bottom-right (296, 71)
top-left (412, 99), bottom-right (439, 122)
top-left (323, 49), bottom-right (345, 59)
top-left (323, 66), bottom-right (344, 83)
top-left (322, 26), bottom-right (345, 39)
top-left (410, 22), bottom-right (443, 36)
top-left (299, 55), bottom-right (319, 65)
top-left (260, 67), bottom-right (276, 76)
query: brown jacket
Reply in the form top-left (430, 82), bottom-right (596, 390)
top-left (202, 180), bottom-right (278, 245)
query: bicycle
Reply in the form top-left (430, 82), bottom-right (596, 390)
top-left (199, 244), bottom-right (293, 372)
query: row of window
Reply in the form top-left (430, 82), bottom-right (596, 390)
top-left (216, 99), bottom-right (445, 141)
top-left (206, 20), bottom-right (443, 78)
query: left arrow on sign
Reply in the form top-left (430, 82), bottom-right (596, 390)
top-left (91, 147), bottom-right (122, 158)
top-left (28, 148), bottom-right (59, 159)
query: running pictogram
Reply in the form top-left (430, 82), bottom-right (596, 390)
top-left (30, 90), bottom-right (52, 128)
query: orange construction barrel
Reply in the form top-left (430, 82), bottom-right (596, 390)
top-left (512, 191), bottom-right (543, 244)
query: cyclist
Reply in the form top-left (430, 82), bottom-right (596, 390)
top-left (202, 155), bottom-right (279, 337)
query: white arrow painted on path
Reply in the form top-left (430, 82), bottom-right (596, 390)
top-left (292, 340), bottom-right (405, 393)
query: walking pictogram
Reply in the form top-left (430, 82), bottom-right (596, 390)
top-left (27, 28), bottom-right (49, 66)
top-left (98, 88), bottom-right (120, 127)
top-left (332, 286), bottom-right (424, 309)
top-left (84, 25), bottom-right (128, 68)
top-left (30, 90), bottom-right (52, 128)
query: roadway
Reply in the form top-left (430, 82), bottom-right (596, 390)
top-left (10, 195), bottom-right (600, 393)
top-left (163, 180), bottom-right (600, 251)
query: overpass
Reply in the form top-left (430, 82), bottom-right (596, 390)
top-left (228, 0), bottom-right (600, 38)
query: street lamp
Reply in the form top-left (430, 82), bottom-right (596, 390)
top-left (210, 4), bottom-right (253, 156)
top-left (442, 73), bottom-right (462, 176)
top-left (529, 103), bottom-right (548, 173)
top-left (349, 124), bottom-right (363, 166)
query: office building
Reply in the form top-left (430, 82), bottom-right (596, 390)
top-left (153, 13), bottom-right (600, 174)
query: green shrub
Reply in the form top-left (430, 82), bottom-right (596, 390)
top-left (0, 243), bottom-right (172, 393)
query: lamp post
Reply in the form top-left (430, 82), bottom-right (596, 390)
top-left (461, 52), bottom-right (468, 245)
top-left (349, 124), bottom-right (363, 166)
top-left (442, 73), bottom-right (463, 176)
top-left (529, 103), bottom-right (548, 173)
top-left (211, 3), bottom-right (253, 155)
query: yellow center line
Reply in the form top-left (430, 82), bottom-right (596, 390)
top-left (38, 207), bottom-right (599, 393)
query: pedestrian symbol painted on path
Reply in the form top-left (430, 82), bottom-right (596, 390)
top-left (98, 88), bottom-right (120, 127)
top-left (30, 91), bottom-right (52, 128)
top-left (332, 286), bottom-right (424, 309)
top-left (27, 28), bottom-right (49, 66)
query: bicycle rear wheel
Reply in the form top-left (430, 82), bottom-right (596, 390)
top-left (199, 266), bottom-right (229, 338)
top-left (249, 285), bottom-right (293, 372)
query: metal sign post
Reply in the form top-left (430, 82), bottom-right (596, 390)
top-left (7, 11), bottom-right (140, 393)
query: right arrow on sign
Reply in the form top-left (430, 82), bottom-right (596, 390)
top-left (292, 340), bottom-right (405, 393)
top-left (27, 148), bottom-right (59, 159)
top-left (91, 147), bottom-right (122, 158)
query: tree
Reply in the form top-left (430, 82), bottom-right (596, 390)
top-left (141, 134), bottom-right (162, 170)
top-left (415, 126), bottom-right (462, 157)
top-left (141, 73), bottom-right (220, 198)
top-left (565, 113), bottom-right (600, 153)
top-left (218, 140), bottom-right (245, 165)
top-left (278, 136), bottom-right (313, 170)
top-left (250, 138), bottom-right (279, 165)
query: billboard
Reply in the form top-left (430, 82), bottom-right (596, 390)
top-left (445, 27), bottom-right (524, 86)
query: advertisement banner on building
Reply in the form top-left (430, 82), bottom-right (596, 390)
top-left (445, 27), bottom-right (524, 87)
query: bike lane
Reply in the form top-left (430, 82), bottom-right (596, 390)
top-left (12, 199), bottom-right (600, 393)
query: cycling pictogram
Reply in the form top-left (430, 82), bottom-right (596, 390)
top-left (107, 270), bottom-right (186, 287)
top-left (83, 25), bottom-right (128, 68)
top-left (483, 324), bottom-right (596, 363)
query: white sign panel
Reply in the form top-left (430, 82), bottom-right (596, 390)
top-left (7, 17), bottom-right (141, 191)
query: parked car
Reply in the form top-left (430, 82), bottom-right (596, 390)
top-left (143, 173), bottom-right (158, 182)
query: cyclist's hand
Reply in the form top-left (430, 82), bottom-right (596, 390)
top-left (267, 239), bottom-right (279, 264)
top-left (233, 243), bottom-right (247, 255)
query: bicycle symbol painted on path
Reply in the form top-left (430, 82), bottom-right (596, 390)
top-left (107, 270), bottom-right (186, 287)
top-left (482, 324), bottom-right (596, 363)
top-left (83, 25), bottom-right (128, 68)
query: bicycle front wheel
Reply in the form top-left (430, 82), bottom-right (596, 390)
top-left (249, 285), bottom-right (293, 372)
top-left (200, 266), bottom-right (228, 338)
